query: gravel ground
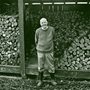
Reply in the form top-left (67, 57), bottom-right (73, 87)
top-left (0, 76), bottom-right (90, 90)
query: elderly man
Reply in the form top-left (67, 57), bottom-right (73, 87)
top-left (35, 18), bottom-right (57, 87)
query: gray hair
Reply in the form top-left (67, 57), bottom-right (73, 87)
top-left (40, 18), bottom-right (48, 23)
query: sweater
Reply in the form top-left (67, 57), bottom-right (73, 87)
top-left (35, 26), bottom-right (55, 52)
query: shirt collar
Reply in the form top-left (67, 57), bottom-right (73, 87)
top-left (41, 26), bottom-right (49, 30)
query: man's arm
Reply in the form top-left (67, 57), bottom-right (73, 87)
top-left (35, 30), bottom-right (38, 46)
top-left (52, 27), bottom-right (55, 40)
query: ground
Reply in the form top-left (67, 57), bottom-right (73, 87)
top-left (0, 76), bottom-right (90, 90)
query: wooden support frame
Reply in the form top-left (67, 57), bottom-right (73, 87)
top-left (18, 0), bottom-right (26, 78)
top-left (0, 65), bottom-right (20, 74)
top-left (0, 0), bottom-right (90, 80)
top-left (26, 65), bottom-right (90, 79)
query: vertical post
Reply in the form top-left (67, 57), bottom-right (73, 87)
top-left (62, 5), bottom-right (63, 11)
top-left (41, 0), bottom-right (43, 10)
top-left (57, 6), bottom-right (59, 11)
top-left (52, 0), bottom-right (54, 12)
top-left (18, 0), bottom-right (26, 78)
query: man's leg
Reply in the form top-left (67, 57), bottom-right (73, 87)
top-left (37, 71), bottom-right (43, 87)
top-left (45, 52), bottom-right (57, 85)
top-left (37, 52), bottom-right (45, 87)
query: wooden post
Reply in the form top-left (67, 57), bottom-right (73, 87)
top-left (52, 0), bottom-right (54, 12)
top-left (41, 0), bottom-right (43, 10)
top-left (18, 0), bottom-right (26, 78)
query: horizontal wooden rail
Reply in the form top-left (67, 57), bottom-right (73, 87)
top-left (1, 0), bottom-right (90, 5)
top-left (28, 2), bottom-right (90, 5)
top-left (0, 64), bottom-right (90, 79)
top-left (26, 65), bottom-right (90, 79)
top-left (0, 65), bottom-right (20, 74)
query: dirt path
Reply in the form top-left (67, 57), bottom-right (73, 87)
top-left (0, 77), bottom-right (90, 90)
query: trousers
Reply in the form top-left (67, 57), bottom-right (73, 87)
top-left (37, 51), bottom-right (55, 73)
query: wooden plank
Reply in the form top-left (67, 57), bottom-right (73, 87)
top-left (0, 64), bottom-right (90, 79)
top-left (25, 0), bottom-right (89, 4)
top-left (0, 75), bottom-right (21, 79)
top-left (18, 0), bottom-right (26, 78)
top-left (2, 0), bottom-right (90, 4)
top-left (55, 69), bottom-right (90, 79)
top-left (0, 65), bottom-right (20, 74)
top-left (26, 65), bottom-right (90, 79)
top-left (26, 65), bottom-right (38, 75)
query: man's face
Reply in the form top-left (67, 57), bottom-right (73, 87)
top-left (40, 18), bottom-right (48, 27)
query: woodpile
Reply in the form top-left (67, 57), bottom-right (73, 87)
top-left (30, 10), bottom-right (90, 70)
top-left (59, 35), bottom-right (90, 70)
top-left (0, 15), bottom-right (20, 65)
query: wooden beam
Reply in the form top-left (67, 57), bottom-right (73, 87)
top-left (0, 65), bottom-right (20, 74)
top-left (26, 65), bottom-right (90, 79)
top-left (18, 0), bottom-right (26, 78)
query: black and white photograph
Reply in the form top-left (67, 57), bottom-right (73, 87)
top-left (0, 0), bottom-right (90, 90)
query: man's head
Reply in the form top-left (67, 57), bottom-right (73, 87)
top-left (40, 18), bottom-right (48, 27)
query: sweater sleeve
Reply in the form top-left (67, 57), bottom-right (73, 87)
top-left (53, 27), bottom-right (55, 39)
top-left (35, 30), bottom-right (38, 45)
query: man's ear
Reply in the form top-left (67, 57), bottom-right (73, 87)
top-left (40, 22), bottom-right (41, 26)
top-left (47, 21), bottom-right (48, 25)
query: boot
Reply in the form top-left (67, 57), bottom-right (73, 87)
top-left (50, 73), bottom-right (57, 86)
top-left (37, 72), bottom-right (43, 87)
